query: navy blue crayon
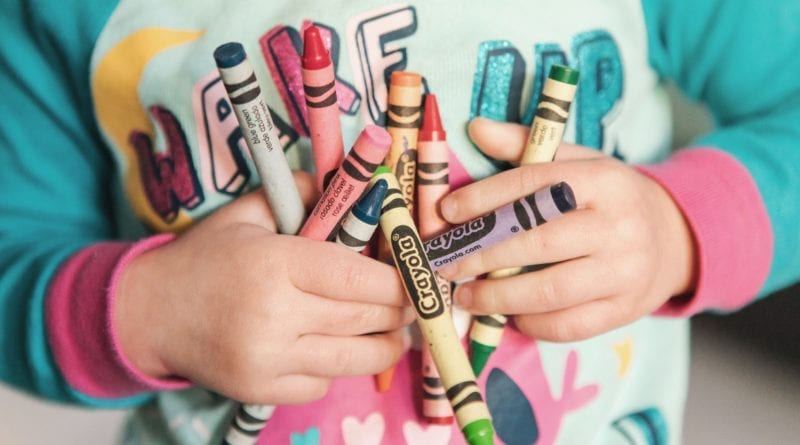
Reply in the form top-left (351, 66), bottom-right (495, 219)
top-left (335, 180), bottom-right (388, 252)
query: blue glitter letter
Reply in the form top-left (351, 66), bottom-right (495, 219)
top-left (572, 30), bottom-right (623, 149)
top-left (470, 40), bottom-right (525, 123)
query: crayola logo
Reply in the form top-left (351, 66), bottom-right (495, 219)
top-left (396, 149), bottom-right (417, 206)
top-left (424, 213), bottom-right (496, 260)
top-left (391, 226), bottom-right (444, 319)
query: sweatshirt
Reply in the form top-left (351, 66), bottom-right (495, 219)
top-left (1, 0), bottom-right (798, 443)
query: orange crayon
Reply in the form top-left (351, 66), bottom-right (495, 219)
top-left (375, 71), bottom-right (423, 392)
top-left (386, 71), bottom-right (422, 215)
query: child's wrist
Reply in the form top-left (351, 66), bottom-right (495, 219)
top-left (112, 234), bottom-right (177, 381)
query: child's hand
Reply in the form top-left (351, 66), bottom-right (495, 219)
top-left (115, 171), bottom-right (413, 405)
top-left (438, 118), bottom-right (697, 342)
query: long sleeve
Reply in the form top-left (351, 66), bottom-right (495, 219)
top-left (639, 0), bottom-right (800, 315)
top-left (0, 0), bottom-right (187, 406)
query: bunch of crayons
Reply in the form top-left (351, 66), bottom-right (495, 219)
top-left (213, 26), bottom-right (580, 445)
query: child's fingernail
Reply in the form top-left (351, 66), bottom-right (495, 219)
top-left (455, 287), bottom-right (472, 309)
top-left (440, 197), bottom-right (457, 221)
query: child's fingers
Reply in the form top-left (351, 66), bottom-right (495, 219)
top-left (467, 117), bottom-right (604, 163)
top-left (467, 117), bottom-right (529, 163)
top-left (452, 257), bottom-right (614, 315)
top-left (200, 170), bottom-right (317, 232)
top-left (293, 330), bottom-right (405, 377)
top-left (303, 296), bottom-right (415, 336)
top-left (293, 170), bottom-right (321, 212)
top-left (437, 210), bottom-right (599, 280)
top-left (513, 296), bottom-right (634, 342)
top-left (288, 240), bottom-right (407, 307)
top-left (440, 161), bottom-right (598, 225)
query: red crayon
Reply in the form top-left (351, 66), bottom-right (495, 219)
top-left (299, 125), bottom-right (391, 241)
top-left (417, 94), bottom-right (454, 425)
top-left (302, 26), bottom-right (345, 191)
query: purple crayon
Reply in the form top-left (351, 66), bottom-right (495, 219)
top-left (299, 125), bottom-right (391, 241)
top-left (423, 182), bottom-right (576, 271)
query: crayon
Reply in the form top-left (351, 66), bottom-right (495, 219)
top-left (335, 179), bottom-right (388, 252)
top-left (386, 71), bottom-right (423, 215)
top-left (379, 173), bottom-right (495, 445)
top-left (368, 167), bottom-right (398, 392)
top-left (299, 125), bottom-right (391, 241)
top-left (223, 404), bottom-right (276, 445)
top-left (214, 42), bottom-right (306, 236)
top-left (372, 172), bottom-right (398, 393)
top-left (375, 71), bottom-right (423, 392)
top-left (215, 42), bottom-right (304, 443)
top-left (302, 26), bottom-right (345, 191)
top-left (520, 65), bottom-right (579, 164)
top-left (470, 65), bottom-right (579, 375)
top-left (417, 94), bottom-right (454, 424)
top-left (423, 182), bottom-right (577, 271)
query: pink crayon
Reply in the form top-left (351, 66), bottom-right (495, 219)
top-left (417, 94), bottom-right (454, 425)
top-left (299, 125), bottom-right (391, 241)
top-left (302, 26), bottom-right (345, 191)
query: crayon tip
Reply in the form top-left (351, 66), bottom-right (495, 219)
top-left (302, 26), bottom-right (331, 70)
top-left (419, 94), bottom-right (446, 142)
top-left (353, 179), bottom-right (388, 224)
top-left (375, 367), bottom-right (396, 393)
top-left (360, 125), bottom-right (393, 148)
top-left (551, 182), bottom-right (576, 213)
top-left (373, 165), bottom-right (392, 176)
top-left (425, 416), bottom-right (455, 425)
top-left (470, 341), bottom-right (496, 377)
top-left (390, 71), bottom-right (422, 87)
top-left (548, 64), bottom-right (580, 85)
top-left (463, 419), bottom-right (495, 445)
top-left (213, 42), bottom-right (246, 68)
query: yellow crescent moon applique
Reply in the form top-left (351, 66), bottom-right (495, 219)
top-left (92, 28), bottom-right (202, 232)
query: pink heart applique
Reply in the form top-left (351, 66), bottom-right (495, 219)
top-left (341, 412), bottom-right (385, 445)
top-left (402, 421), bottom-right (452, 445)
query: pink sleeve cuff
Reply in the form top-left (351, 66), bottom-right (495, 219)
top-left (46, 234), bottom-right (191, 398)
top-left (637, 147), bottom-right (773, 317)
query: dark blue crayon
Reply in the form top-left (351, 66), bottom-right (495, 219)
top-left (335, 179), bottom-right (388, 252)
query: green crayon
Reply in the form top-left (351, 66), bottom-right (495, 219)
top-left (470, 64), bottom-right (579, 376)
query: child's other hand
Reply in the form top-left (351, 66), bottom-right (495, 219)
top-left (438, 118), bottom-right (697, 342)
top-left (115, 171), bottom-right (413, 405)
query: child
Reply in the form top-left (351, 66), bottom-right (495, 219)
top-left (1, 0), bottom-right (799, 443)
